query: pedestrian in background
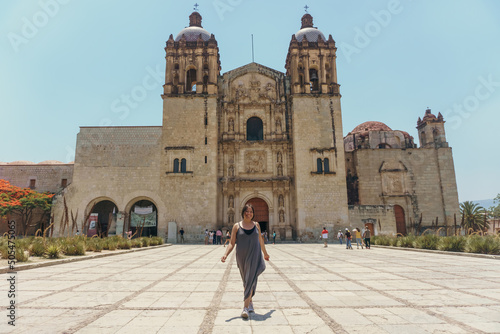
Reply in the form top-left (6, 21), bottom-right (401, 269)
top-left (179, 227), bottom-right (185, 244)
top-left (216, 229), bottom-right (222, 245)
top-left (363, 226), bottom-right (371, 249)
top-left (337, 230), bottom-right (343, 245)
top-left (345, 228), bottom-right (352, 249)
top-left (354, 228), bottom-right (364, 249)
top-left (322, 227), bottom-right (329, 248)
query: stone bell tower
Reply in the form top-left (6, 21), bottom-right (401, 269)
top-left (285, 13), bottom-right (349, 239)
top-left (417, 108), bottom-right (448, 148)
top-left (160, 11), bottom-right (221, 233)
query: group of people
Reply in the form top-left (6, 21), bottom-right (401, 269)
top-left (335, 227), bottom-right (371, 249)
top-left (204, 229), bottom-right (231, 245)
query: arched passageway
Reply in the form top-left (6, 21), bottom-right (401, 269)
top-left (129, 200), bottom-right (158, 237)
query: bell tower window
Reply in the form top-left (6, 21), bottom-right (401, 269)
top-left (186, 68), bottom-right (197, 92)
top-left (310, 69), bottom-right (319, 92)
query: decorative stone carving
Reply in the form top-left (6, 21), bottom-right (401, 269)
top-left (278, 195), bottom-right (284, 207)
top-left (277, 164), bottom-right (283, 176)
top-left (228, 164), bottom-right (234, 177)
top-left (279, 209), bottom-right (285, 223)
top-left (228, 195), bottom-right (234, 208)
top-left (276, 118), bottom-right (282, 132)
top-left (245, 151), bottom-right (266, 173)
top-left (228, 118), bottom-right (234, 132)
top-left (277, 151), bottom-right (282, 163)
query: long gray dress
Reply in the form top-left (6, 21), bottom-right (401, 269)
top-left (236, 222), bottom-right (266, 301)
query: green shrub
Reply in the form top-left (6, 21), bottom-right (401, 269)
top-left (46, 245), bottom-right (60, 259)
top-left (141, 237), bottom-right (151, 247)
top-left (16, 248), bottom-right (29, 262)
top-left (63, 241), bottom-right (86, 256)
top-left (30, 240), bottom-right (46, 257)
top-left (152, 236), bottom-right (163, 246)
top-left (118, 240), bottom-right (132, 249)
top-left (438, 236), bottom-right (466, 252)
top-left (107, 241), bottom-right (117, 251)
top-left (414, 234), bottom-right (439, 250)
top-left (0, 244), bottom-right (9, 259)
top-left (372, 235), bottom-right (393, 246)
top-left (132, 239), bottom-right (143, 248)
top-left (465, 235), bottom-right (500, 255)
top-left (397, 234), bottom-right (417, 248)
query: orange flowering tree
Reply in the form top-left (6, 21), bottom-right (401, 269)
top-left (0, 179), bottom-right (54, 235)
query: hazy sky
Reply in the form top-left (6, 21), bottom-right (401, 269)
top-left (1, 0), bottom-right (499, 202)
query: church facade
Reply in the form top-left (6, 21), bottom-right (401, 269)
top-left (2, 12), bottom-right (460, 241)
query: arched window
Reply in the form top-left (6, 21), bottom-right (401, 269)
top-left (181, 159), bottom-right (187, 173)
top-left (324, 158), bottom-right (330, 173)
top-left (433, 129), bottom-right (440, 143)
top-left (317, 158), bottom-right (323, 173)
top-left (309, 69), bottom-right (319, 92)
top-left (173, 159), bottom-right (179, 173)
top-left (420, 131), bottom-right (426, 146)
top-left (247, 117), bottom-right (263, 141)
top-left (186, 68), bottom-right (197, 92)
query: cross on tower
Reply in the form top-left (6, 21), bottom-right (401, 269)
top-left (194, 3), bottom-right (199, 11)
top-left (304, 5), bottom-right (309, 13)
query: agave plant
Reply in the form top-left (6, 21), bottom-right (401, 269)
top-left (460, 201), bottom-right (489, 233)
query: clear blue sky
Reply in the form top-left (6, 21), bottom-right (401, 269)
top-left (1, 0), bottom-right (499, 202)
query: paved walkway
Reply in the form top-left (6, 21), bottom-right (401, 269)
top-left (1, 244), bottom-right (500, 334)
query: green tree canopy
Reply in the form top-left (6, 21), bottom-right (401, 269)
top-left (460, 201), bottom-right (488, 233)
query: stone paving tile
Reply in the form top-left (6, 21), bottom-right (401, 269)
top-left (1, 244), bottom-right (500, 333)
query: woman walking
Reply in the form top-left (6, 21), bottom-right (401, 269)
top-left (221, 204), bottom-right (270, 319)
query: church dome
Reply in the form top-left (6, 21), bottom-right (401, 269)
top-left (175, 12), bottom-right (211, 42)
top-left (350, 121), bottom-right (393, 135)
top-left (294, 14), bottom-right (326, 42)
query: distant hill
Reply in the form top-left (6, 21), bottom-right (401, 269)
top-left (472, 199), bottom-right (495, 209)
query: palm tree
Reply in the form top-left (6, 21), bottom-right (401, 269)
top-left (460, 201), bottom-right (489, 233)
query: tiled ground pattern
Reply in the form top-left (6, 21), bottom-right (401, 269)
top-left (1, 244), bottom-right (499, 334)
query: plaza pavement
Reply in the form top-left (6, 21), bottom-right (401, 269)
top-left (1, 243), bottom-right (500, 334)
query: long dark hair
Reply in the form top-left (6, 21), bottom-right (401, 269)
top-left (241, 204), bottom-right (255, 219)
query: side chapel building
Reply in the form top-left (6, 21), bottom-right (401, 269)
top-left (0, 12), bottom-right (460, 241)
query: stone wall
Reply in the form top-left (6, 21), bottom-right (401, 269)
top-left (52, 126), bottom-right (164, 237)
top-left (350, 147), bottom-right (459, 230)
top-left (348, 205), bottom-right (397, 235)
top-left (0, 163), bottom-right (74, 193)
top-left (291, 95), bottom-right (349, 240)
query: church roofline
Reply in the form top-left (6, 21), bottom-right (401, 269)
top-left (79, 126), bottom-right (162, 129)
top-left (222, 62), bottom-right (285, 80)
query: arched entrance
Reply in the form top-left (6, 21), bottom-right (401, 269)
top-left (88, 200), bottom-right (118, 237)
top-left (245, 198), bottom-right (269, 233)
top-left (129, 200), bottom-right (158, 237)
top-left (394, 205), bottom-right (407, 235)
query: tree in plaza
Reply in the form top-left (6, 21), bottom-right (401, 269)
top-left (488, 193), bottom-right (500, 220)
top-left (0, 179), bottom-right (54, 235)
top-left (460, 200), bottom-right (488, 233)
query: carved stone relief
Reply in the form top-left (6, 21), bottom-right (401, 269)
top-left (382, 172), bottom-right (405, 195)
top-left (277, 164), bottom-right (283, 176)
top-left (228, 195), bottom-right (234, 208)
top-left (245, 151), bottom-right (266, 173)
